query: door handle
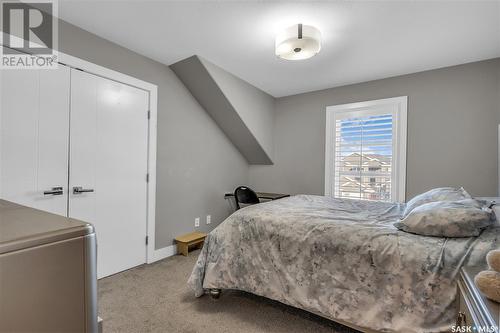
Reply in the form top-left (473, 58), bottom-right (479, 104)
top-left (43, 186), bottom-right (63, 195)
top-left (73, 186), bottom-right (95, 194)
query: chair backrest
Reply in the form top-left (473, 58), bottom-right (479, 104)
top-left (234, 186), bottom-right (259, 210)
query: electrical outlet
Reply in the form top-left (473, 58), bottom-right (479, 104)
top-left (206, 215), bottom-right (211, 224)
top-left (195, 217), bottom-right (200, 227)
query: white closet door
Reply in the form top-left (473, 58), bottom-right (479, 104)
top-left (0, 67), bottom-right (70, 216)
top-left (69, 69), bottom-right (149, 278)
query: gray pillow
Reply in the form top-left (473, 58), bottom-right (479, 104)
top-left (394, 199), bottom-right (494, 237)
top-left (403, 187), bottom-right (471, 217)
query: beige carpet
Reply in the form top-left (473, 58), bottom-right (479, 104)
top-left (98, 250), bottom-right (358, 333)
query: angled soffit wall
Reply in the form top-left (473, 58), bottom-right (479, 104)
top-left (170, 55), bottom-right (275, 165)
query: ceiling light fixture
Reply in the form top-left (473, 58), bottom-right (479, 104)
top-left (275, 23), bottom-right (321, 60)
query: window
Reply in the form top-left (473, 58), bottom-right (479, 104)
top-left (325, 96), bottom-right (407, 202)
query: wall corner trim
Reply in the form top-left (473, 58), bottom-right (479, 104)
top-left (148, 245), bottom-right (177, 263)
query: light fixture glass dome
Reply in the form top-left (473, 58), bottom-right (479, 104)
top-left (275, 24), bottom-right (321, 60)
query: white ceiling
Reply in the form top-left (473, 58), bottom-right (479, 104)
top-left (58, 1), bottom-right (500, 97)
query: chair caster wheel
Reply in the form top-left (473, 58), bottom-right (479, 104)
top-left (209, 289), bottom-right (221, 299)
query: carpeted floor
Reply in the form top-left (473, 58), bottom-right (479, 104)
top-left (98, 250), bottom-right (358, 333)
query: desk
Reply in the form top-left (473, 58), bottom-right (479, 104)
top-left (224, 192), bottom-right (290, 200)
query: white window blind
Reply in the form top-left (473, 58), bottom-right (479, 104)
top-left (325, 97), bottom-right (407, 202)
top-left (334, 114), bottom-right (393, 201)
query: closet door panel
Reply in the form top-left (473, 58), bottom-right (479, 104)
top-left (68, 69), bottom-right (98, 224)
top-left (69, 69), bottom-right (148, 278)
top-left (0, 67), bottom-right (70, 216)
top-left (1, 70), bottom-right (38, 204)
top-left (37, 68), bottom-right (71, 214)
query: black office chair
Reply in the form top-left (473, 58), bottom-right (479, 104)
top-left (234, 186), bottom-right (259, 210)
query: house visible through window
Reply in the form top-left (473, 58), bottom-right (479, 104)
top-left (325, 97), bottom-right (407, 202)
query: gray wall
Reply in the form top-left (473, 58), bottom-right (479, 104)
top-left (58, 21), bottom-right (249, 248)
top-left (249, 58), bottom-right (500, 199)
top-left (56, 18), bottom-right (500, 248)
top-left (200, 57), bottom-right (275, 161)
top-left (497, 62), bottom-right (500, 195)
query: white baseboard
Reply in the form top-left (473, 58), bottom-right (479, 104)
top-left (147, 244), bottom-right (177, 263)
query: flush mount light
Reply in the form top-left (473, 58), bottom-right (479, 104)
top-left (275, 23), bottom-right (321, 60)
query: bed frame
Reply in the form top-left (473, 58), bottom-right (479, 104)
top-left (207, 288), bottom-right (380, 333)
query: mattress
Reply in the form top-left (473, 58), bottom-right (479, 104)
top-left (189, 195), bottom-right (500, 332)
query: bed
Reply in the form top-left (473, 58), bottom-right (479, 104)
top-left (188, 195), bottom-right (500, 332)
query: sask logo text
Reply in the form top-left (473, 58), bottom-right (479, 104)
top-left (451, 325), bottom-right (498, 333)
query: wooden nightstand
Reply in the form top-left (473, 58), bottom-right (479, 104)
top-left (457, 266), bottom-right (500, 332)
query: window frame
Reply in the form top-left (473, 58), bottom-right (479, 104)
top-left (325, 96), bottom-right (408, 202)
